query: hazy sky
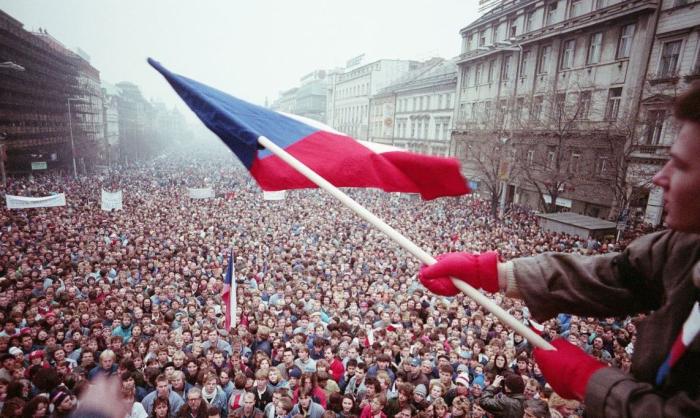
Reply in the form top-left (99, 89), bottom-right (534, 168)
top-left (0, 1), bottom-right (479, 120)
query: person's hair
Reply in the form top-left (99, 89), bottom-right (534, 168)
top-left (524, 399), bottom-right (551, 418)
top-left (206, 406), bottom-right (221, 417)
top-left (233, 373), bottom-right (247, 389)
top-left (277, 397), bottom-right (293, 414)
top-left (155, 373), bottom-right (169, 385)
top-left (674, 83), bottom-right (700, 123)
top-left (504, 373), bottom-right (525, 394)
top-left (372, 393), bottom-right (387, 407)
top-left (150, 397), bottom-right (170, 418)
top-left (451, 396), bottom-right (471, 416)
top-left (100, 349), bottom-right (116, 361)
top-left (21, 395), bottom-right (49, 418)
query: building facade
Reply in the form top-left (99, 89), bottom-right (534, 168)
top-left (369, 58), bottom-right (458, 156)
top-left (452, 0), bottom-right (660, 219)
top-left (327, 58), bottom-right (421, 140)
top-left (629, 0), bottom-right (700, 226)
top-left (0, 11), bottom-right (83, 174)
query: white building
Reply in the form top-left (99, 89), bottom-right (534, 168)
top-left (327, 57), bottom-right (421, 139)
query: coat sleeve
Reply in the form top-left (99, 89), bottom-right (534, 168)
top-left (478, 387), bottom-right (506, 415)
top-left (510, 230), bottom-right (673, 321)
top-left (585, 367), bottom-right (700, 417)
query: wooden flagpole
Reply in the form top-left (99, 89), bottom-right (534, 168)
top-left (257, 136), bottom-right (554, 350)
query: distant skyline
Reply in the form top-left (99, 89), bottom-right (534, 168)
top-left (0, 0), bottom-right (480, 122)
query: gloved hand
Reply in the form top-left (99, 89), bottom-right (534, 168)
top-left (533, 338), bottom-right (607, 401)
top-left (419, 251), bottom-right (499, 296)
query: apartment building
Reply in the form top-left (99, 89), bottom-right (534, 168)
top-left (452, 0), bottom-right (659, 218)
top-left (369, 58), bottom-right (457, 156)
top-left (631, 0), bottom-right (700, 225)
top-left (327, 57), bottom-right (421, 140)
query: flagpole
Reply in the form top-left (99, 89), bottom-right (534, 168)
top-left (257, 135), bottom-right (554, 351)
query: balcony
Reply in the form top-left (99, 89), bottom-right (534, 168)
top-left (630, 144), bottom-right (670, 161)
top-left (648, 70), bottom-right (680, 85)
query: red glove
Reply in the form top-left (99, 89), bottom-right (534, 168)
top-left (419, 251), bottom-right (499, 296)
top-left (533, 339), bottom-right (607, 401)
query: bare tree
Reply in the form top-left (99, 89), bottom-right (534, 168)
top-left (513, 87), bottom-right (598, 213)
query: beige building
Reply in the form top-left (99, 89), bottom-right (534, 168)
top-left (327, 57), bottom-right (421, 140)
top-left (452, 0), bottom-right (660, 219)
top-left (368, 58), bottom-right (457, 156)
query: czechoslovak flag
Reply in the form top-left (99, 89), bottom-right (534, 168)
top-left (148, 58), bottom-right (470, 200)
top-left (221, 250), bottom-right (236, 330)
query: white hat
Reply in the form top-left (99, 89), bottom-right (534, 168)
top-left (9, 347), bottom-right (23, 356)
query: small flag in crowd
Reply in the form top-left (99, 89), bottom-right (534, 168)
top-left (656, 301), bottom-right (700, 385)
top-left (148, 58), bottom-right (470, 200)
top-left (221, 250), bottom-right (237, 330)
top-left (526, 318), bottom-right (545, 336)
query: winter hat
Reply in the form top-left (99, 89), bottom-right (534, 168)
top-left (8, 347), bottom-right (23, 356)
top-left (50, 389), bottom-right (70, 408)
top-left (414, 384), bottom-right (427, 398)
top-left (455, 372), bottom-right (471, 387)
top-left (288, 367), bottom-right (302, 379)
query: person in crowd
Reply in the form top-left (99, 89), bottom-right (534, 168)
top-left (177, 387), bottom-right (209, 418)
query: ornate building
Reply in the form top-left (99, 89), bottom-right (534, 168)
top-left (452, 0), bottom-right (660, 219)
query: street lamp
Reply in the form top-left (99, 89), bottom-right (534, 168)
top-left (67, 98), bottom-right (86, 178)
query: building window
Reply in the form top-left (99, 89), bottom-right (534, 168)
top-left (488, 59), bottom-right (496, 82)
top-left (569, 0), bottom-right (584, 18)
top-left (595, 0), bottom-right (608, 9)
top-left (526, 10), bottom-right (536, 32)
top-left (561, 39), bottom-right (576, 69)
top-left (605, 87), bottom-right (622, 120)
top-left (617, 24), bottom-right (635, 59)
top-left (569, 152), bottom-right (581, 174)
top-left (538, 45), bottom-right (552, 74)
top-left (516, 97), bottom-right (525, 122)
top-left (595, 157), bottom-right (608, 175)
top-left (546, 1), bottom-right (558, 25)
top-left (527, 149), bottom-right (535, 166)
top-left (413, 97), bottom-right (417, 111)
top-left (475, 63), bottom-right (482, 85)
top-left (435, 123), bottom-right (442, 140)
top-left (645, 109), bottom-right (667, 145)
top-left (521, 50), bottom-right (531, 77)
top-left (588, 32), bottom-right (603, 64)
top-left (479, 31), bottom-right (487, 46)
top-left (423, 120), bottom-right (429, 138)
top-left (503, 55), bottom-right (513, 80)
top-left (578, 91), bottom-right (592, 120)
top-left (510, 23), bottom-right (518, 38)
top-left (547, 149), bottom-right (556, 169)
top-left (532, 96), bottom-right (543, 121)
top-left (446, 94), bottom-right (452, 108)
top-left (659, 40), bottom-right (683, 77)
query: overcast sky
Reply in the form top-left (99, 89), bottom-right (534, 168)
top-left (0, 0), bottom-right (479, 120)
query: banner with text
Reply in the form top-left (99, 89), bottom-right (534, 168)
top-left (263, 190), bottom-right (286, 201)
top-left (6, 194), bottom-right (66, 209)
top-left (187, 187), bottom-right (215, 199)
top-left (101, 190), bottom-right (123, 211)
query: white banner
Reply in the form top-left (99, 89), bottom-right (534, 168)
top-left (263, 190), bottom-right (286, 201)
top-left (101, 190), bottom-right (123, 211)
top-left (187, 187), bottom-right (215, 199)
top-left (6, 194), bottom-right (66, 209)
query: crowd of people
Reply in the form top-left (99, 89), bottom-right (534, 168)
top-left (0, 150), bottom-right (658, 418)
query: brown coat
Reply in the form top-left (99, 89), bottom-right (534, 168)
top-left (511, 230), bottom-right (700, 417)
top-left (228, 406), bottom-right (264, 418)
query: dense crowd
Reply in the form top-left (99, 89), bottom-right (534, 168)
top-left (0, 151), bottom-right (658, 418)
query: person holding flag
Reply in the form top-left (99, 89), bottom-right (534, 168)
top-left (419, 85), bottom-right (700, 416)
top-left (221, 249), bottom-right (237, 331)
